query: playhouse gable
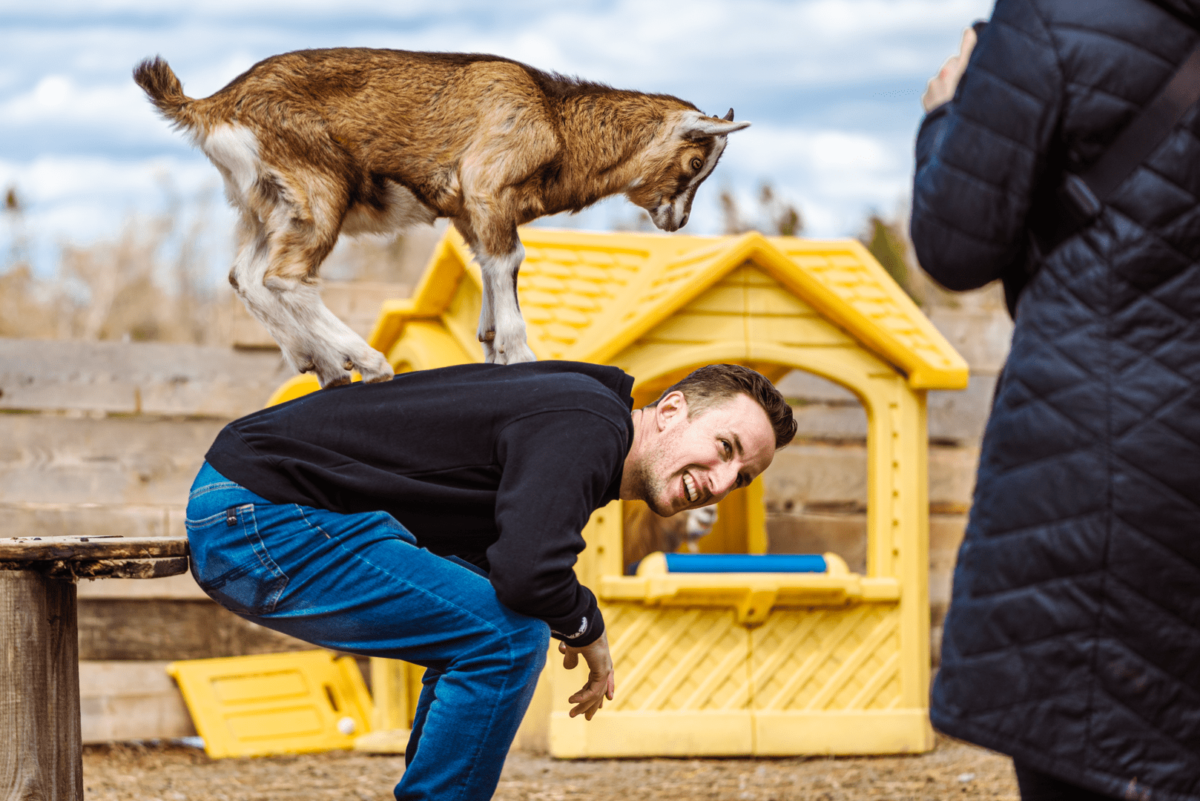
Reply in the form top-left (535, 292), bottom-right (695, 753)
top-left (573, 232), bottom-right (967, 390)
top-left (366, 228), bottom-right (967, 391)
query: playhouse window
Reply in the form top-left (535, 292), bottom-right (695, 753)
top-left (763, 369), bottom-right (869, 573)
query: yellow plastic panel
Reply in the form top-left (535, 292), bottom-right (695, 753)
top-left (167, 650), bottom-right (373, 758)
top-left (386, 320), bottom-right (473, 372)
top-left (606, 605), bottom-right (749, 713)
top-left (755, 709), bottom-right (934, 756)
top-left (750, 606), bottom-right (901, 715)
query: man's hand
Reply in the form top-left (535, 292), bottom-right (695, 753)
top-left (559, 631), bottom-right (615, 721)
top-left (922, 26), bottom-right (978, 113)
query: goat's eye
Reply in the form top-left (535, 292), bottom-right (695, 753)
top-left (690, 157), bottom-right (703, 172)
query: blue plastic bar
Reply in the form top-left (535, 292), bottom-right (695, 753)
top-left (662, 554), bottom-right (827, 573)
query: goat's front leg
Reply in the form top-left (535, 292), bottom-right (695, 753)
top-left (476, 261), bottom-right (498, 364)
top-left (476, 242), bottom-right (536, 365)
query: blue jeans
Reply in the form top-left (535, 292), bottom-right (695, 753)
top-left (185, 462), bottom-right (549, 801)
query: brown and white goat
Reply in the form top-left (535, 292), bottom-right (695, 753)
top-left (134, 48), bottom-right (749, 385)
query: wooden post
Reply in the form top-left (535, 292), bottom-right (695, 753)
top-left (0, 570), bottom-right (83, 801)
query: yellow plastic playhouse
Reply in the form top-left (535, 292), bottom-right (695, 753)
top-left (269, 226), bottom-right (968, 758)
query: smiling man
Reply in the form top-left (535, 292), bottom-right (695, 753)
top-left (183, 360), bottom-right (794, 801)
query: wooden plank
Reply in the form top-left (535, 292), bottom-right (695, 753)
top-left (766, 512), bottom-right (867, 574)
top-left (927, 308), bottom-right (1012, 374)
top-left (791, 404), bottom-right (869, 441)
top-left (80, 661), bottom-right (196, 744)
top-left (929, 446), bottom-right (980, 508)
top-left (0, 535), bottom-right (188, 562)
top-left (0, 502), bottom-right (172, 539)
top-left (764, 444), bottom-right (868, 513)
top-left (77, 599), bottom-right (314, 661)
top-left (764, 442), bottom-right (979, 513)
top-left (78, 571), bottom-right (208, 600)
top-left (1, 571), bottom-right (83, 800)
top-left (929, 514), bottom-right (969, 627)
top-left (0, 414), bottom-right (222, 506)
top-left (928, 375), bottom-right (997, 445)
top-left (775, 369), bottom-right (859, 404)
top-left (0, 338), bottom-right (293, 417)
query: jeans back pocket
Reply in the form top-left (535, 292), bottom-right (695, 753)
top-left (186, 504), bottom-right (288, 617)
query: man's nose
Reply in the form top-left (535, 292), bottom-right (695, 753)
top-left (712, 462), bottom-right (739, 497)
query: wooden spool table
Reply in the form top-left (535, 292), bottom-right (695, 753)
top-left (0, 535), bottom-right (189, 800)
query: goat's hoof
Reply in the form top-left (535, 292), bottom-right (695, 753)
top-left (492, 344), bottom-right (537, 365)
top-left (360, 364), bottom-right (394, 383)
top-left (353, 350), bottom-right (394, 383)
top-left (323, 374), bottom-right (353, 388)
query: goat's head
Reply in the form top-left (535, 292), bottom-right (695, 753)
top-left (626, 108), bottom-right (750, 232)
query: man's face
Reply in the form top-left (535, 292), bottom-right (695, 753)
top-left (632, 392), bottom-right (777, 517)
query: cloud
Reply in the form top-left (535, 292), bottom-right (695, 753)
top-left (0, 155), bottom-right (227, 249)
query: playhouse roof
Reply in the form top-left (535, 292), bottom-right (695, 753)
top-left (368, 228), bottom-right (968, 390)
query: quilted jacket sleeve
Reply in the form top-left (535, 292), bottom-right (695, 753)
top-left (911, 0), bottom-right (1064, 291)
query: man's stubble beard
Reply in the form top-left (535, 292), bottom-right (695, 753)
top-left (629, 423), bottom-right (684, 518)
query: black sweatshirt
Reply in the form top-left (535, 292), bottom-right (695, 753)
top-left (204, 360), bottom-right (634, 646)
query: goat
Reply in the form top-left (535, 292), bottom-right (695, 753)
top-left (134, 48), bottom-right (749, 385)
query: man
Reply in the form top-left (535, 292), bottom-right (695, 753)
top-left (185, 360), bottom-right (796, 801)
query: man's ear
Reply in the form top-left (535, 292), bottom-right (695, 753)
top-left (655, 391), bottom-right (688, 430)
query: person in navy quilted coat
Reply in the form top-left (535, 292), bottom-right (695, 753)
top-left (911, 1), bottom-right (1200, 800)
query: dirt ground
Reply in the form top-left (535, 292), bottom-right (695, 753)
top-left (83, 735), bottom-right (1018, 800)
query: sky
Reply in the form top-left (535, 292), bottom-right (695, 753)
top-left (0, 0), bottom-right (994, 280)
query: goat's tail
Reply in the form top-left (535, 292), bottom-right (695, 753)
top-left (133, 56), bottom-right (197, 130)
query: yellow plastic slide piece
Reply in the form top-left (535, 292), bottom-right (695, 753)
top-left (166, 650), bottom-right (373, 758)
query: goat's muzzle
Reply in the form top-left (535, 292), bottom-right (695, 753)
top-left (651, 204), bottom-right (683, 232)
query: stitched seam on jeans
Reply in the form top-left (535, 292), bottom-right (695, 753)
top-left (295, 505), bottom-right (334, 540)
top-left (187, 481), bottom-right (242, 501)
top-left (239, 505), bottom-right (289, 613)
top-left (186, 509), bottom-right (238, 527)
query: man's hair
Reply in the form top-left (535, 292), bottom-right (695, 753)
top-left (650, 364), bottom-right (797, 449)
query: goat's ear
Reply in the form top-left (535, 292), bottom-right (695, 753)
top-left (677, 110), bottom-right (751, 139)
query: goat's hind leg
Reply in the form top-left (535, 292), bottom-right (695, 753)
top-left (265, 224), bottom-right (393, 387)
top-left (232, 198), bottom-right (393, 387)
